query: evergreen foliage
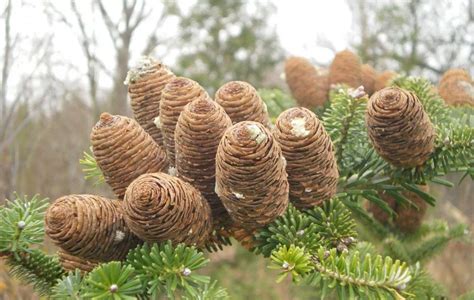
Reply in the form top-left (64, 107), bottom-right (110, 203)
top-left (79, 148), bottom-right (105, 185)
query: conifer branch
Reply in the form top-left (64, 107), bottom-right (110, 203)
top-left (79, 147), bottom-right (105, 185)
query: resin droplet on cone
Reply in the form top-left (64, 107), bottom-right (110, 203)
top-left (91, 113), bottom-right (168, 198)
top-left (438, 68), bottom-right (473, 106)
top-left (273, 107), bottom-right (339, 208)
top-left (366, 87), bottom-right (435, 168)
top-left (123, 172), bottom-right (213, 247)
top-left (215, 121), bottom-right (289, 229)
top-left (329, 50), bottom-right (362, 88)
top-left (361, 64), bottom-right (376, 95)
top-left (374, 70), bottom-right (397, 91)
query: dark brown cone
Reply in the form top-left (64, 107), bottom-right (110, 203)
top-left (215, 121), bottom-right (289, 229)
top-left (366, 87), bottom-right (435, 168)
top-left (123, 172), bottom-right (213, 247)
top-left (127, 58), bottom-right (176, 146)
top-left (58, 250), bottom-right (99, 273)
top-left (45, 195), bottom-right (140, 261)
top-left (361, 64), bottom-right (376, 95)
top-left (438, 68), bottom-right (473, 106)
top-left (273, 107), bottom-right (339, 208)
top-left (374, 71), bottom-right (397, 91)
top-left (175, 98), bottom-right (232, 225)
top-left (91, 113), bottom-right (168, 199)
top-left (284, 57), bottom-right (329, 107)
top-left (160, 77), bottom-right (209, 167)
top-left (328, 50), bottom-right (362, 88)
top-left (215, 81), bottom-right (271, 127)
top-left (228, 224), bottom-right (256, 250)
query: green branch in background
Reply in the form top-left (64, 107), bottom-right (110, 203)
top-left (79, 147), bottom-right (105, 185)
top-left (259, 88), bottom-right (296, 121)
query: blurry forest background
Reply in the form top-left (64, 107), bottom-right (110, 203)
top-left (0, 0), bottom-right (473, 298)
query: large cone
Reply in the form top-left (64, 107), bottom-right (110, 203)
top-left (123, 172), bottom-right (213, 247)
top-left (329, 50), bottom-right (362, 88)
top-left (438, 68), bottom-right (473, 106)
top-left (273, 107), bottom-right (339, 208)
top-left (215, 121), bottom-right (289, 229)
top-left (374, 71), bottom-right (397, 91)
top-left (45, 195), bottom-right (139, 261)
top-left (366, 87), bottom-right (435, 168)
top-left (58, 250), bottom-right (99, 273)
top-left (91, 113), bottom-right (168, 198)
top-left (361, 64), bottom-right (376, 95)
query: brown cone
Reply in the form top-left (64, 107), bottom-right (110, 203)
top-left (366, 87), bottom-right (435, 168)
top-left (45, 195), bottom-right (139, 261)
top-left (228, 224), bottom-right (256, 250)
top-left (160, 77), bottom-right (209, 167)
top-left (123, 172), bottom-right (213, 247)
top-left (175, 98), bottom-right (232, 225)
top-left (361, 64), bottom-right (376, 95)
top-left (215, 81), bottom-right (271, 127)
top-left (374, 71), bottom-right (397, 91)
top-left (91, 113), bottom-right (168, 198)
top-left (127, 58), bottom-right (176, 146)
top-left (273, 107), bottom-right (339, 208)
top-left (58, 250), bottom-right (99, 273)
top-left (215, 121), bottom-right (289, 229)
top-left (284, 56), bottom-right (329, 107)
top-left (328, 50), bottom-right (362, 88)
top-left (438, 68), bottom-right (473, 106)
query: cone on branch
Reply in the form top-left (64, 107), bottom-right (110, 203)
top-left (45, 195), bottom-right (139, 262)
top-left (328, 50), bottom-right (362, 88)
top-left (91, 113), bottom-right (168, 198)
top-left (175, 98), bottom-right (232, 225)
top-left (273, 107), bottom-right (339, 208)
top-left (366, 87), bottom-right (435, 168)
top-left (215, 81), bottom-right (271, 127)
top-left (125, 56), bottom-right (176, 146)
top-left (438, 68), bottom-right (473, 106)
top-left (160, 77), bottom-right (209, 167)
top-left (58, 250), bottom-right (99, 273)
top-left (361, 64), bottom-right (376, 95)
top-left (284, 56), bottom-right (329, 107)
top-left (123, 172), bottom-right (213, 247)
top-left (215, 121), bottom-right (289, 229)
top-left (374, 71), bottom-right (397, 91)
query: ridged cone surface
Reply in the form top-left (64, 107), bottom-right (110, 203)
top-left (273, 107), bottom-right (339, 208)
top-left (128, 61), bottom-right (175, 145)
top-left (45, 195), bottom-right (139, 261)
top-left (175, 98), bottom-right (232, 225)
top-left (284, 57), bottom-right (328, 107)
top-left (438, 68), bottom-right (473, 106)
top-left (91, 113), bottom-right (168, 198)
top-left (328, 50), bottom-right (362, 88)
top-left (160, 77), bottom-right (209, 166)
top-left (374, 71), bottom-right (397, 91)
top-left (228, 224), bottom-right (256, 250)
top-left (215, 121), bottom-right (289, 229)
top-left (215, 81), bottom-right (271, 127)
top-left (361, 64), bottom-right (376, 95)
top-left (123, 172), bottom-right (213, 247)
top-left (366, 87), bottom-right (435, 168)
top-left (58, 250), bottom-right (99, 273)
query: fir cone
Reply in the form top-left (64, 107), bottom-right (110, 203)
top-left (126, 57), bottom-right (176, 146)
top-left (91, 113), bottom-right (168, 198)
top-left (58, 250), bottom-right (99, 273)
top-left (228, 224), bottom-right (256, 250)
top-left (438, 68), bottom-right (473, 106)
top-left (123, 172), bottom-right (213, 247)
top-left (45, 195), bottom-right (139, 261)
top-left (215, 121), bottom-right (289, 229)
top-left (273, 107), bottom-right (339, 208)
top-left (328, 50), bottom-right (362, 88)
top-left (366, 87), bottom-right (435, 168)
top-left (215, 81), bottom-right (271, 127)
top-left (175, 98), bottom-right (232, 225)
top-left (374, 71), bottom-right (397, 91)
top-left (284, 56), bottom-right (329, 107)
top-left (160, 77), bottom-right (209, 167)
top-left (361, 64), bottom-right (376, 95)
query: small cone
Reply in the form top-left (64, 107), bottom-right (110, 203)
top-left (58, 250), bottom-right (99, 273)
top-left (228, 224), bottom-right (256, 250)
top-left (45, 195), bottom-right (139, 261)
top-left (361, 64), bottom-right (376, 95)
top-left (91, 113), bottom-right (168, 198)
top-left (366, 87), bottom-right (435, 168)
top-left (438, 68), bottom-right (473, 106)
top-left (374, 71), bottom-right (397, 91)
top-left (175, 98), bottom-right (232, 225)
top-left (126, 57), bottom-right (176, 146)
top-left (215, 121), bottom-right (289, 229)
top-left (160, 77), bottom-right (209, 166)
top-left (215, 81), bottom-right (271, 127)
top-left (273, 107), bottom-right (339, 208)
top-left (328, 50), bottom-right (362, 88)
top-left (123, 172), bottom-right (213, 247)
top-left (284, 56), bottom-right (328, 107)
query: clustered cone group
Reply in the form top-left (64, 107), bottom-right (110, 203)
top-left (438, 68), bottom-right (473, 106)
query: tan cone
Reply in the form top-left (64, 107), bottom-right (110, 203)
top-left (438, 68), bottom-right (473, 106)
top-left (329, 50), bottom-right (362, 88)
top-left (374, 71), bottom-right (397, 91)
top-left (58, 250), bottom-right (99, 273)
top-left (361, 64), bottom-right (376, 95)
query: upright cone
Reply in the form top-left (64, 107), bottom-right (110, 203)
top-left (215, 121), bottom-right (289, 229)
top-left (126, 57), bottom-right (176, 146)
top-left (329, 50), bottom-right (362, 88)
top-left (366, 87), bottom-right (435, 168)
top-left (175, 98), bottom-right (232, 225)
top-left (91, 113), bottom-right (168, 198)
top-left (273, 107), bottom-right (339, 208)
top-left (215, 81), bottom-right (271, 127)
top-left (123, 173), bottom-right (212, 247)
top-left (58, 250), bottom-right (99, 273)
top-left (45, 195), bottom-right (139, 261)
top-left (160, 77), bottom-right (209, 166)
top-left (438, 68), bottom-right (473, 106)
top-left (361, 64), bottom-right (376, 95)
top-left (374, 71), bottom-right (397, 91)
